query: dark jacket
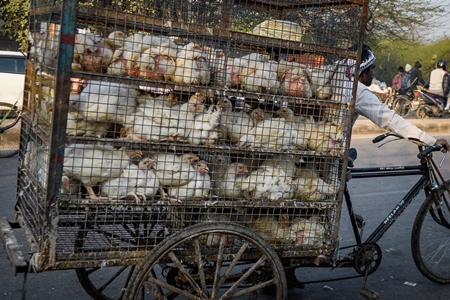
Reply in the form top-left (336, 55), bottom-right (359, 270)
top-left (409, 67), bottom-right (425, 91)
top-left (444, 72), bottom-right (450, 97)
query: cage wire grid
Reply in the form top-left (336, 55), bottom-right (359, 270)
top-left (17, 0), bottom-right (366, 269)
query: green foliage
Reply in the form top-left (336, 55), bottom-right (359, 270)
top-left (0, 0), bottom-right (30, 51)
top-left (369, 38), bottom-right (450, 86)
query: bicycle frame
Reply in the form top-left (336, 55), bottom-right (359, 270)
top-left (344, 146), bottom-right (433, 246)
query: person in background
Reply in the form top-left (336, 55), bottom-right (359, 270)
top-left (349, 45), bottom-right (448, 151)
top-left (402, 63), bottom-right (412, 91)
top-left (391, 66), bottom-right (404, 92)
top-left (409, 61), bottom-right (425, 91)
top-left (425, 59), bottom-right (450, 112)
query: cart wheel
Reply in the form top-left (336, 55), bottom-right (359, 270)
top-left (123, 222), bottom-right (288, 300)
top-left (76, 266), bottom-right (135, 300)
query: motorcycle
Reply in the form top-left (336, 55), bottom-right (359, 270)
top-left (391, 88), bottom-right (447, 118)
top-left (414, 90), bottom-right (446, 119)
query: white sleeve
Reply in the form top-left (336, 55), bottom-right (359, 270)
top-left (355, 85), bottom-right (437, 146)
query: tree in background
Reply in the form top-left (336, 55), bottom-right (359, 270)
top-left (0, 0), bottom-right (29, 51)
top-left (368, 38), bottom-right (450, 86)
top-left (364, 0), bottom-right (442, 44)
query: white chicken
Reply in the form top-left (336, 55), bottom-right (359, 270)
top-left (276, 107), bottom-right (316, 140)
top-left (237, 116), bottom-right (307, 150)
top-left (68, 80), bottom-right (138, 125)
top-left (310, 65), bottom-right (332, 99)
top-left (259, 154), bottom-right (298, 179)
top-left (308, 121), bottom-right (344, 155)
top-left (138, 49), bottom-right (176, 81)
top-left (213, 56), bottom-right (242, 88)
top-left (135, 92), bottom-right (179, 107)
top-left (73, 31), bottom-right (101, 64)
top-left (35, 31), bottom-right (59, 68)
top-left (215, 162), bottom-right (249, 198)
top-left (105, 30), bottom-right (127, 50)
top-left (240, 59), bottom-right (280, 94)
top-left (100, 157), bottom-right (160, 202)
top-left (249, 215), bottom-right (291, 244)
top-left (167, 160), bottom-right (211, 201)
top-left (122, 102), bottom-right (180, 142)
top-left (240, 165), bottom-right (294, 201)
top-left (137, 35), bottom-right (178, 81)
top-left (168, 94), bottom-right (206, 141)
top-left (107, 51), bottom-right (139, 77)
top-left (73, 31), bottom-right (115, 74)
top-left (141, 34), bottom-right (179, 55)
top-left (152, 152), bottom-right (199, 187)
top-left (289, 216), bottom-right (326, 246)
top-left (278, 61), bottom-right (313, 98)
top-left (66, 110), bottom-right (112, 138)
top-left (216, 98), bottom-right (263, 143)
top-left (292, 169), bottom-right (340, 201)
top-left (208, 154), bottom-right (232, 195)
top-left (63, 144), bottom-right (140, 200)
top-left (186, 104), bottom-right (221, 145)
top-left (173, 42), bottom-right (211, 85)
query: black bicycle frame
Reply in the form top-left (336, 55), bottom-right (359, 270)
top-left (345, 161), bottom-right (430, 245)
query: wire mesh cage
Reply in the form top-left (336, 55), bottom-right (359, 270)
top-left (17, 0), bottom-right (368, 271)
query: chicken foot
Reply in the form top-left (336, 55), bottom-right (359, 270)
top-left (119, 192), bottom-right (146, 204)
top-left (158, 187), bottom-right (182, 204)
top-left (84, 185), bottom-right (110, 200)
top-left (159, 132), bottom-right (188, 143)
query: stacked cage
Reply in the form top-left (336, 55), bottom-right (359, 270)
top-left (19, 0), bottom-right (368, 273)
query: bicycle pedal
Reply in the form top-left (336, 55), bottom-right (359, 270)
top-left (355, 214), bottom-right (366, 229)
top-left (360, 288), bottom-right (379, 299)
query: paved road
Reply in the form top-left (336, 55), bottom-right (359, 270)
top-left (1, 134), bottom-right (450, 299)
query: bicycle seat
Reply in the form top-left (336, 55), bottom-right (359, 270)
top-left (423, 90), bottom-right (447, 102)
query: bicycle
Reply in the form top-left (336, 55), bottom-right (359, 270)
top-left (329, 132), bottom-right (450, 298)
top-left (0, 102), bottom-right (22, 158)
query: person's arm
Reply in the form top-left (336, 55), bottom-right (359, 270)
top-left (417, 70), bottom-right (425, 85)
top-left (355, 83), bottom-right (437, 145)
top-left (443, 73), bottom-right (450, 97)
top-left (424, 75), bottom-right (430, 89)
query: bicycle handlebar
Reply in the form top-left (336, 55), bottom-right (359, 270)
top-left (421, 144), bottom-right (443, 156)
top-left (372, 132), bottom-right (442, 156)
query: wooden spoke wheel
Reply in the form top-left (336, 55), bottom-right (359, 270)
top-left (123, 222), bottom-right (287, 300)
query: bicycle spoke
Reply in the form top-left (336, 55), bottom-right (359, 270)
top-left (193, 239), bottom-right (207, 295)
top-left (167, 250), bottom-right (206, 298)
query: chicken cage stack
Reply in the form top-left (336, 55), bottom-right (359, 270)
top-left (16, 0), bottom-right (369, 274)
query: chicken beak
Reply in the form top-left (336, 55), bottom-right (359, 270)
top-left (130, 150), bottom-right (143, 164)
top-left (190, 153), bottom-right (199, 162)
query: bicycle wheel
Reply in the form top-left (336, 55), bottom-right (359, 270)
top-left (0, 102), bottom-right (21, 158)
top-left (76, 266), bottom-right (135, 300)
top-left (415, 105), bottom-right (431, 119)
top-left (123, 222), bottom-right (288, 300)
top-left (411, 179), bottom-right (450, 283)
top-left (392, 95), bottom-right (412, 117)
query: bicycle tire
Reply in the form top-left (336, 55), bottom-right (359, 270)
top-left (76, 266), bottom-right (135, 300)
top-left (411, 179), bottom-right (450, 283)
top-left (123, 222), bottom-right (288, 300)
top-left (0, 102), bottom-right (21, 158)
top-left (392, 95), bottom-right (412, 117)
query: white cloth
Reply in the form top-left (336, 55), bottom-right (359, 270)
top-left (353, 81), bottom-right (436, 146)
top-left (428, 68), bottom-right (446, 96)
